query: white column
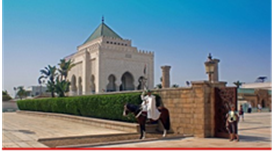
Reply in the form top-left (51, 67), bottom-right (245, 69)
top-left (116, 79), bottom-right (122, 91)
top-left (134, 79), bottom-right (139, 90)
top-left (96, 55), bottom-right (100, 93)
top-left (82, 52), bottom-right (88, 95)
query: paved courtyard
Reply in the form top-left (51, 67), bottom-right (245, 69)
top-left (99, 112), bottom-right (272, 148)
top-left (2, 112), bottom-right (272, 148)
top-left (2, 112), bottom-right (127, 148)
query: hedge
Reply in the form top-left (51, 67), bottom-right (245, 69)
top-left (16, 93), bottom-right (161, 123)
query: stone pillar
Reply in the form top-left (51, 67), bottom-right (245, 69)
top-left (161, 66), bottom-right (171, 88)
top-left (212, 59), bottom-right (220, 81)
top-left (191, 81), bottom-right (227, 138)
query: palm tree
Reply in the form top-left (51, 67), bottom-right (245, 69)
top-left (39, 65), bottom-right (58, 97)
top-left (16, 86), bottom-right (27, 100)
top-left (233, 80), bottom-right (243, 88)
top-left (55, 77), bottom-right (71, 97)
top-left (58, 59), bottom-right (76, 81)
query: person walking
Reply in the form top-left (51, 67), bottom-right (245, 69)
top-left (258, 103), bottom-right (262, 112)
top-left (248, 102), bottom-right (252, 113)
top-left (226, 105), bottom-right (239, 142)
top-left (239, 105), bottom-right (244, 122)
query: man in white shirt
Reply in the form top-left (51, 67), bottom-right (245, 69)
top-left (140, 90), bottom-right (161, 121)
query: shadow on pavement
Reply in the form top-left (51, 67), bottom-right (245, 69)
top-left (239, 135), bottom-right (271, 142)
top-left (3, 129), bottom-right (36, 134)
top-left (238, 126), bottom-right (271, 131)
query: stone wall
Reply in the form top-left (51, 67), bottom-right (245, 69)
top-left (66, 80), bottom-right (226, 138)
top-left (149, 81), bottom-right (226, 138)
top-left (3, 101), bottom-right (18, 112)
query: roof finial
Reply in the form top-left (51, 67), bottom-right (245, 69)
top-left (208, 53), bottom-right (212, 61)
top-left (102, 16), bottom-right (104, 23)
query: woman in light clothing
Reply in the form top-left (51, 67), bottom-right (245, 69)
top-left (226, 105), bottom-right (239, 142)
top-left (258, 104), bottom-right (262, 112)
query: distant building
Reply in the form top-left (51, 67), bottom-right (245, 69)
top-left (25, 86), bottom-right (48, 97)
top-left (238, 82), bottom-right (272, 112)
top-left (241, 82), bottom-right (271, 90)
top-left (14, 86), bottom-right (48, 99)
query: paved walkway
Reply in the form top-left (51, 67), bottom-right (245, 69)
top-left (2, 112), bottom-right (272, 148)
top-left (2, 112), bottom-right (127, 148)
top-left (99, 112), bottom-right (272, 148)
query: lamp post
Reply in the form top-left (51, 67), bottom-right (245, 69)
top-left (204, 53), bottom-right (215, 82)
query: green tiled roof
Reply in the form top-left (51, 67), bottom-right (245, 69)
top-left (238, 88), bottom-right (272, 95)
top-left (84, 23), bottom-right (122, 44)
top-left (237, 88), bottom-right (255, 94)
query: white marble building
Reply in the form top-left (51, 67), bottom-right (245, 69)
top-left (66, 19), bottom-right (154, 95)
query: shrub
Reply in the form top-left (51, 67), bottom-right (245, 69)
top-left (17, 92), bottom-right (161, 123)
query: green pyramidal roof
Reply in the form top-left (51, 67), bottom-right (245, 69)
top-left (84, 22), bottom-right (122, 44)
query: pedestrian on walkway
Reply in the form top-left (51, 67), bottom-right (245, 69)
top-left (226, 105), bottom-right (239, 142)
top-left (248, 102), bottom-right (252, 113)
top-left (239, 105), bottom-right (244, 122)
top-left (258, 103), bottom-right (262, 112)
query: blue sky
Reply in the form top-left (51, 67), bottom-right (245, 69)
top-left (2, 0), bottom-right (271, 96)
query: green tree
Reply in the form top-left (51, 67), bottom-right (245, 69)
top-left (39, 65), bottom-right (58, 97)
top-left (16, 86), bottom-right (27, 100)
top-left (2, 90), bottom-right (12, 101)
top-left (155, 84), bottom-right (162, 89)
top-left (54, 77), bottom-right (71, 97)
top-left (55, 59), bottom-right (75, 97)
top-left (58, 59), bottom-right (76, 81)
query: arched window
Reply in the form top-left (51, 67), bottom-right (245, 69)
top-left (120, 72), bottom-right (134, 91)
top-left (106, 74), bottom-right (116, 92)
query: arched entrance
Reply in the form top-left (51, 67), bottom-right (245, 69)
top-left (71, 75), bottom-right (77, 95)
top-left (106, 74), bottom-right (116, 92)
top-left (261, 100), bottom-right (265, 108)
top-left (120, 72), bottom-right (135, 91)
